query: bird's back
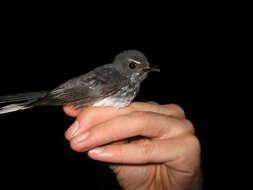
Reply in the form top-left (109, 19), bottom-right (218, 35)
top-left (33, 64), bottom-right (129, 107)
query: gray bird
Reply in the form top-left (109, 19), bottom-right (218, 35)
top-left (0, 50), bottom-right (159, 114)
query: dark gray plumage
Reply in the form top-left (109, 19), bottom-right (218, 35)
top-left (0, 50), bottom-right (159, 114)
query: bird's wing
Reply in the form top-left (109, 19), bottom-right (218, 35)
top-left (39, 65), bottom-right (124, 106)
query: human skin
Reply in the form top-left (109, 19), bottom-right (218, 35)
top-left (63, 102), bottom-right (202, 190)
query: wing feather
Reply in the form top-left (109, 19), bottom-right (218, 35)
top-left (35, 65), bottom-right (126, 107)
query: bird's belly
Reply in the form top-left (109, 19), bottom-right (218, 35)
top-left (92, 97), bottom-right (130, 109)
top-left (92, 85), bottom-right (139, 109)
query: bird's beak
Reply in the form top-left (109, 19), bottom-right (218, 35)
top-left (143, 64), bottom-right (160, 72)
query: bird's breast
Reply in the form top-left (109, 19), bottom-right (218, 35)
top-left (92, 84), bottom-right (139, 109)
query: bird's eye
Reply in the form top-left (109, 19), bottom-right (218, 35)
top-left (129, 62), bottom-right (137, 69)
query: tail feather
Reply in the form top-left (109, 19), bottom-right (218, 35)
top-left (0, 91), bottom-right (48, 114)
top-left (0, 91), bottom-right (48, 103)
top-left (0, 103), bottom-right (32, 114)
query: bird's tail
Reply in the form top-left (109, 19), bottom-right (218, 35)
top-left (0, 91), bottom-right (48, 114)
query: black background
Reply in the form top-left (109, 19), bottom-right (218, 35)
top-left (0, 10), bottom-right (251, 189)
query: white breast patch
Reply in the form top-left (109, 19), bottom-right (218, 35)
top-left (92, 97), bottom-right (130, 109)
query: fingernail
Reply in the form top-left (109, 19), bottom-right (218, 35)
top-left (67, 120), bottom-right (80, 137)
top-left (89, 147), bottom-right (112, 157)
top-left (74, 132), bottom-right (89, 142)
top-left (89, 147), bottom-right (104, 154)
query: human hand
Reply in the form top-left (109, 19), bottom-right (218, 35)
top-left (63, 102), bottom-right (202, 190)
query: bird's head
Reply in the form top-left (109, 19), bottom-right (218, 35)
top-left (113, 50), bottom-right (159, 82)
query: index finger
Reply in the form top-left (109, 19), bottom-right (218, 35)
top-left (76, 102), bottom-right (185, 127)
top-left (65, 102), bottom-right (186, 140)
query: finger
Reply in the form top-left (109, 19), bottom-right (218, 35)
top-left (64, 104), bottom-right (154, 140)
top-left (65, 102), bottom-right (185, 140)
top-left (130, 102), bottom-right (185, 118)
top-left (162, 104), bottom-right (185, 118)
top-left (107, 139), bottom-right (126, 174)
top-left (131, 102), bottom-right (185, 118)
top-left (63, 105), bottom-right (81, 117)
top-left (65, 106), bottom-right (133, 140)
top-left (88, 135), bottom-right (200, 166)
top-left (70, 111), bottom-right (194, 152)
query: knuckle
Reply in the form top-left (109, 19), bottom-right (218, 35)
top-left (169, 118), bottom-right (195, 136)
top-left (140, 140), bottom-right (155, 162)
top-left (176, 135), bottom-right (201, 165)
top-left (70, 140), bottom-right (83, 152)
top-left (165, 104), bottom-right (185, 117)
top-left (182, 119), bottom-right (195, 134)
top-left (187, 135), bottom-right (201, 154)
top-left (64, 131), bottom-right (71, 141)
top-left (117, 146), bottom-right (127, 161)
top-left (126, 111), bottom-right (153, 135)
top-left (78, 107), bottom-right (96, 122)
top-left (129, 110), bottom-right (147, 119)
top-left (128, 111), bottom-right (150, 129)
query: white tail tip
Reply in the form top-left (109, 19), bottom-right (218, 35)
top-left (0, 104), bottom-right (30, 114)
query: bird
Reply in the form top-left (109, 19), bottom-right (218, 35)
top-left (0, 50), bottom-right (159, 114)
